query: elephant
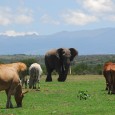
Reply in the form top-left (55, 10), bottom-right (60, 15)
top-left (45, 48), bottom-right (78, 82)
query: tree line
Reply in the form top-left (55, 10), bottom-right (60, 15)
top-left (15, 58), bottom-right (104, 75)
top-left (0, 54), bottom-right (115, 75)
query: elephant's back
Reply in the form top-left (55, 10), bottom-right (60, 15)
top-left (45, 49), bottom-right (57, 56)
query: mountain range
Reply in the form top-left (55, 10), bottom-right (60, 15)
top-left (0, 27), bottom-right (115, 55)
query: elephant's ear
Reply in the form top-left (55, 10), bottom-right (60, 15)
top-left (69, 48), bottom-right (78, 61)
top-left (56, 48), bottom-right (64, 59)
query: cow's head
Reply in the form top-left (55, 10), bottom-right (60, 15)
top-left (14, 84), bottom-right (28, 107)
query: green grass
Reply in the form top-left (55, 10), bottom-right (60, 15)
top-left (0, 75), bottom-right (115, 115)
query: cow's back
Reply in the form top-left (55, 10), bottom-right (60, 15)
top-left (29, 67), bottom-right (39, 78)
top-left (0, 66), bottom-right (20, 91)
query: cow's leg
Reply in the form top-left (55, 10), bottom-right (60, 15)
top-left (33, 83), bottom-right (36, 89)
top-left (103, 71), bottom-right (109, 90)
top-left (37, 81), bottom-right (40, 89)
top-left (105, 77), bottom-right (109, 90)
top-left (33, 79), bottom-right (37, 89)
top-left (106, 83), bottom-right (109, 90)
top-left (23, 76), bottom-right (27, 89)
top-left (106, 71), bottom-right (112, 94)
top-left (111, 71), bottom-right (115, 94)
top-left (36, 80), bottom-right (40, 91)
top-left (5, 90), bottom-right (13, 108)
top-left (24, 78), bottom-right (27, 89)
top-left (33, 84), bottom-right (36, 89)
top-left (108, 81), bottom-right (112, 94)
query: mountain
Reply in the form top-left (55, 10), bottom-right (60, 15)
top-left (0, 27), bottom-right (115, 55)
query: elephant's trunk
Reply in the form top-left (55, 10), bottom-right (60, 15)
top-left (58, 64), bottom-right (70, 82)
top-left (63, 65), bottom-right (70, 81)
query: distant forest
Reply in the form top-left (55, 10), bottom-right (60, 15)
top-left (0, 54), bottom-right (115, 75)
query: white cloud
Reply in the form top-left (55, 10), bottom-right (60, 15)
top-left (62, 10), bottom-right (98, 25)
top-left (15, 15), bottom-right (33, 24)
top-left (82, 0), bottom-right (115, 14)
top-left (15, 7), bottom-right (34, 24)
top-left (0, 17), bottom-right (11, 25)
top-left (40, 14), bottom-right (60, 25)
top-left (108, 15), bottom-right (115, 21)
top-left (68, 0), bottom-right (115, 25)
top-left (0, 30), bottom-right (39, 37)
top-left (0, 7), bottom-right (12, 25)
top-left (0, 7), bottom-right (34, 26)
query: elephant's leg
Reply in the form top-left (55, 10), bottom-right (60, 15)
top-left (63, 66), bottom-right (70, 81)
top-left (58, 67), bottom-right (65, 82)
top-left (46, 69), bottom-right (53, 82)
top-left (58, 74), bottom-right (67, 82)
top-left (63, 73), bottom-right (68, 81)
top-left (46, 73), bottom-right (52, 81)
top-left (58, 72), bottom-right (64, 81)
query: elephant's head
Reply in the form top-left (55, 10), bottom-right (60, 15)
top-left (56, 48), bottom-right (78, 81)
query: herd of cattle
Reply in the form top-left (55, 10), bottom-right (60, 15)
top-left (0, 62), bottom-right (43, 108)
top-left (0, 61), bottom-right (114, 109)
top-left (0, 48), bottom-right (115, 109)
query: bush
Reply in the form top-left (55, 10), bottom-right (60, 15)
top-left (71, 63), bottom-right (103, 75)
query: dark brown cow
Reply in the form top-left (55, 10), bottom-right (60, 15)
top-left (0, 63), bottom-right (27, 108)
top-left (110, 64), bottom-right (115, 94)
top-left (103, 62), bottom-right (115, 94)
top-left (103, 62), bottom-right (113, 91)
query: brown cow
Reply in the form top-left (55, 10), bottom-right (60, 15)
top-left (110, 64), bottom-right (115, 94)
top-left (0, 62), bottom-right (27, 88)
top-left (103, 62), bottom-right (115, 94)
top-left (103, 62), bottom-right (113, 91)
top-left (0, 63), bottom-right (28, 108)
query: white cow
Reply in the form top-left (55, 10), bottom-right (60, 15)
top-left (29, 63), bottom-right (43, 90)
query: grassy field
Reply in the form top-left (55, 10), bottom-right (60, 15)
top-left (0, 75), bottom-right (115, 115)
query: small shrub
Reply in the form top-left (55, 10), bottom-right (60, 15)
top-left (77, 90), bottom-right (90, 100)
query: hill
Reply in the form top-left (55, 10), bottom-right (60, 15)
top-left (0, 27), bottom-right (115, 55)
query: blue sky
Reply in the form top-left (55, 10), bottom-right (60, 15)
top-left (0, 0), bottom-right (115, 36)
